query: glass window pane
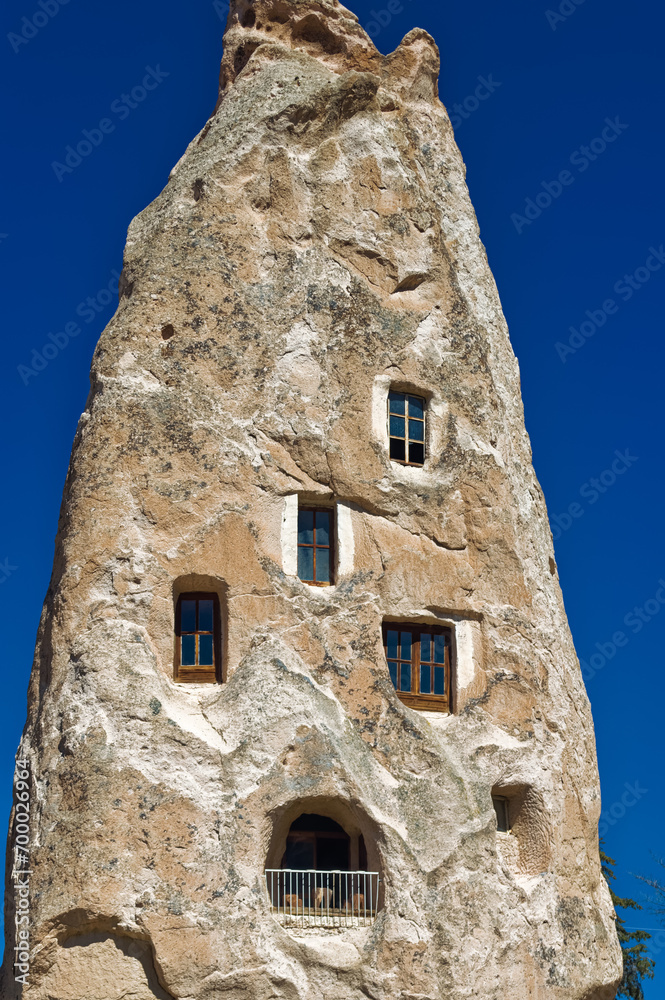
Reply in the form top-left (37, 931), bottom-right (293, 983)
top-left (408, 395), bottom-right (425, 419)
top-left (199, 599), bottom-right (214, 633)
top-left (434, 666), bottom-right (446, 696)
top-left (389, 392), bottom-right (405, 415)
top-left (181, 635), bottom-right (196, 666)
top-left (315, 511), bottom-right (330, 546)
top-left (420, 634), bottom-right (432, 663)
top-left (409, 419), bottom-right (424, 442)
top-left (386, 630), bottom-right (399, 659)
top-left (409, 442), bottom-right (425, 466)
top-left (434, 633), bottom-right (446, 663)
top-left (298, 510), bottom-right (314, 545)
top-left (399, 663), bottom-right (412, 692)
top-left (388, 661), bottom-right (398, 688)
top-left (400, 632), bottom-right (412, 661)
top-left (390, 439), bottom-right (406, 462)
top-left (390, 415), bottom-right (406, 438)
top-left (181, 600), bottom-right (196, 633)
top-left (420, 664), bottom-right (432, 695)
top-left (298, 545), bottom-right (314, 582)
top-left (315, 546), bottom-right (331, 584)
top-left (199, 634), bottom-right (214, 666)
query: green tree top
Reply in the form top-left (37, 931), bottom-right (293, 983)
top-left (601, 846), bottom-right (655, 1000)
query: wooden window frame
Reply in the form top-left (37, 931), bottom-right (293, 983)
top-left (174, 592), bottom-right (221, 684)
top-left (388, 390), bottom-right (426, 467)
top-left (382, 623), bottom-right (452, 713)
top-left (297, 506), bottom-right (335, 587)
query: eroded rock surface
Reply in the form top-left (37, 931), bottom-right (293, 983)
top-left (2, 1), bottom-right (621, 998)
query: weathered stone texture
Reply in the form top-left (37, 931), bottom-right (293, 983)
top-left (3, 1), bottom-right (621, 998)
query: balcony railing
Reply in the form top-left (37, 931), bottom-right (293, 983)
top-left (265, 869), bottom-right (380, 929)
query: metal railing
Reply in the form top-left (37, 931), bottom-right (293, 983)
top-left (265, 869), bottom-right (380, 928)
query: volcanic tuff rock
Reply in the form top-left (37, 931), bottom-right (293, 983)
top-left (3, 1), bottom-right (622, 998)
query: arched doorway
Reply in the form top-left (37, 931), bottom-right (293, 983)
top-left (267, 811), bottom-right (378, 927)
top-left (281, 814), bottom-right (351, 872)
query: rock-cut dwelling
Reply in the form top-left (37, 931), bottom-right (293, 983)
top-left (2, 2), bottom-right (622, 999)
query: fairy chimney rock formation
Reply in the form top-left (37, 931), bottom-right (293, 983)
top-left (3, 1), bottom-right (622, 998)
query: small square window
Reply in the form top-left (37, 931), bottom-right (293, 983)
top-left (388, 391), bottom-right (426, 467)
top-left (298, 508), bottom-right (334, 586)
top-left (383, 624), bottom-right (451, 712)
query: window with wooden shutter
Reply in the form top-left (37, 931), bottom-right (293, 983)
top-left (175, 593), bottom-right (221, 683)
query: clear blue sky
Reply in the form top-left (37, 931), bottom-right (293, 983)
top-left (1, 0), bottom-right (663, 989)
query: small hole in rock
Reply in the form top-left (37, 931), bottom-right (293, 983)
top-left (192, 178), bottom-right (205, 202)
top-left (242, 8), bottom-right (256, 27)
top-left (291, 13), bottom-right (343, 54)
top-left (234, 42), bottom-right (259, 76)
top-left (161, 324), bottom-right (175, 340)
top-left (392, 273), bottom-right (428, 294)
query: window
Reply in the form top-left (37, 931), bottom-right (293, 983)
top-left (492, 795), bottom-right (510, 833)
top-left (175, 593), bottom-right (220, 683)
top-left (388, 391), bottom-right (425, 466)
top-left (298, 508), bottom-right (334, 586)
top-left (383, 624), bottom-right (451, 712)
top-left (265, 813), bottom-right (381, 926)
top-left (281, 815), bottom-right (350, 872)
